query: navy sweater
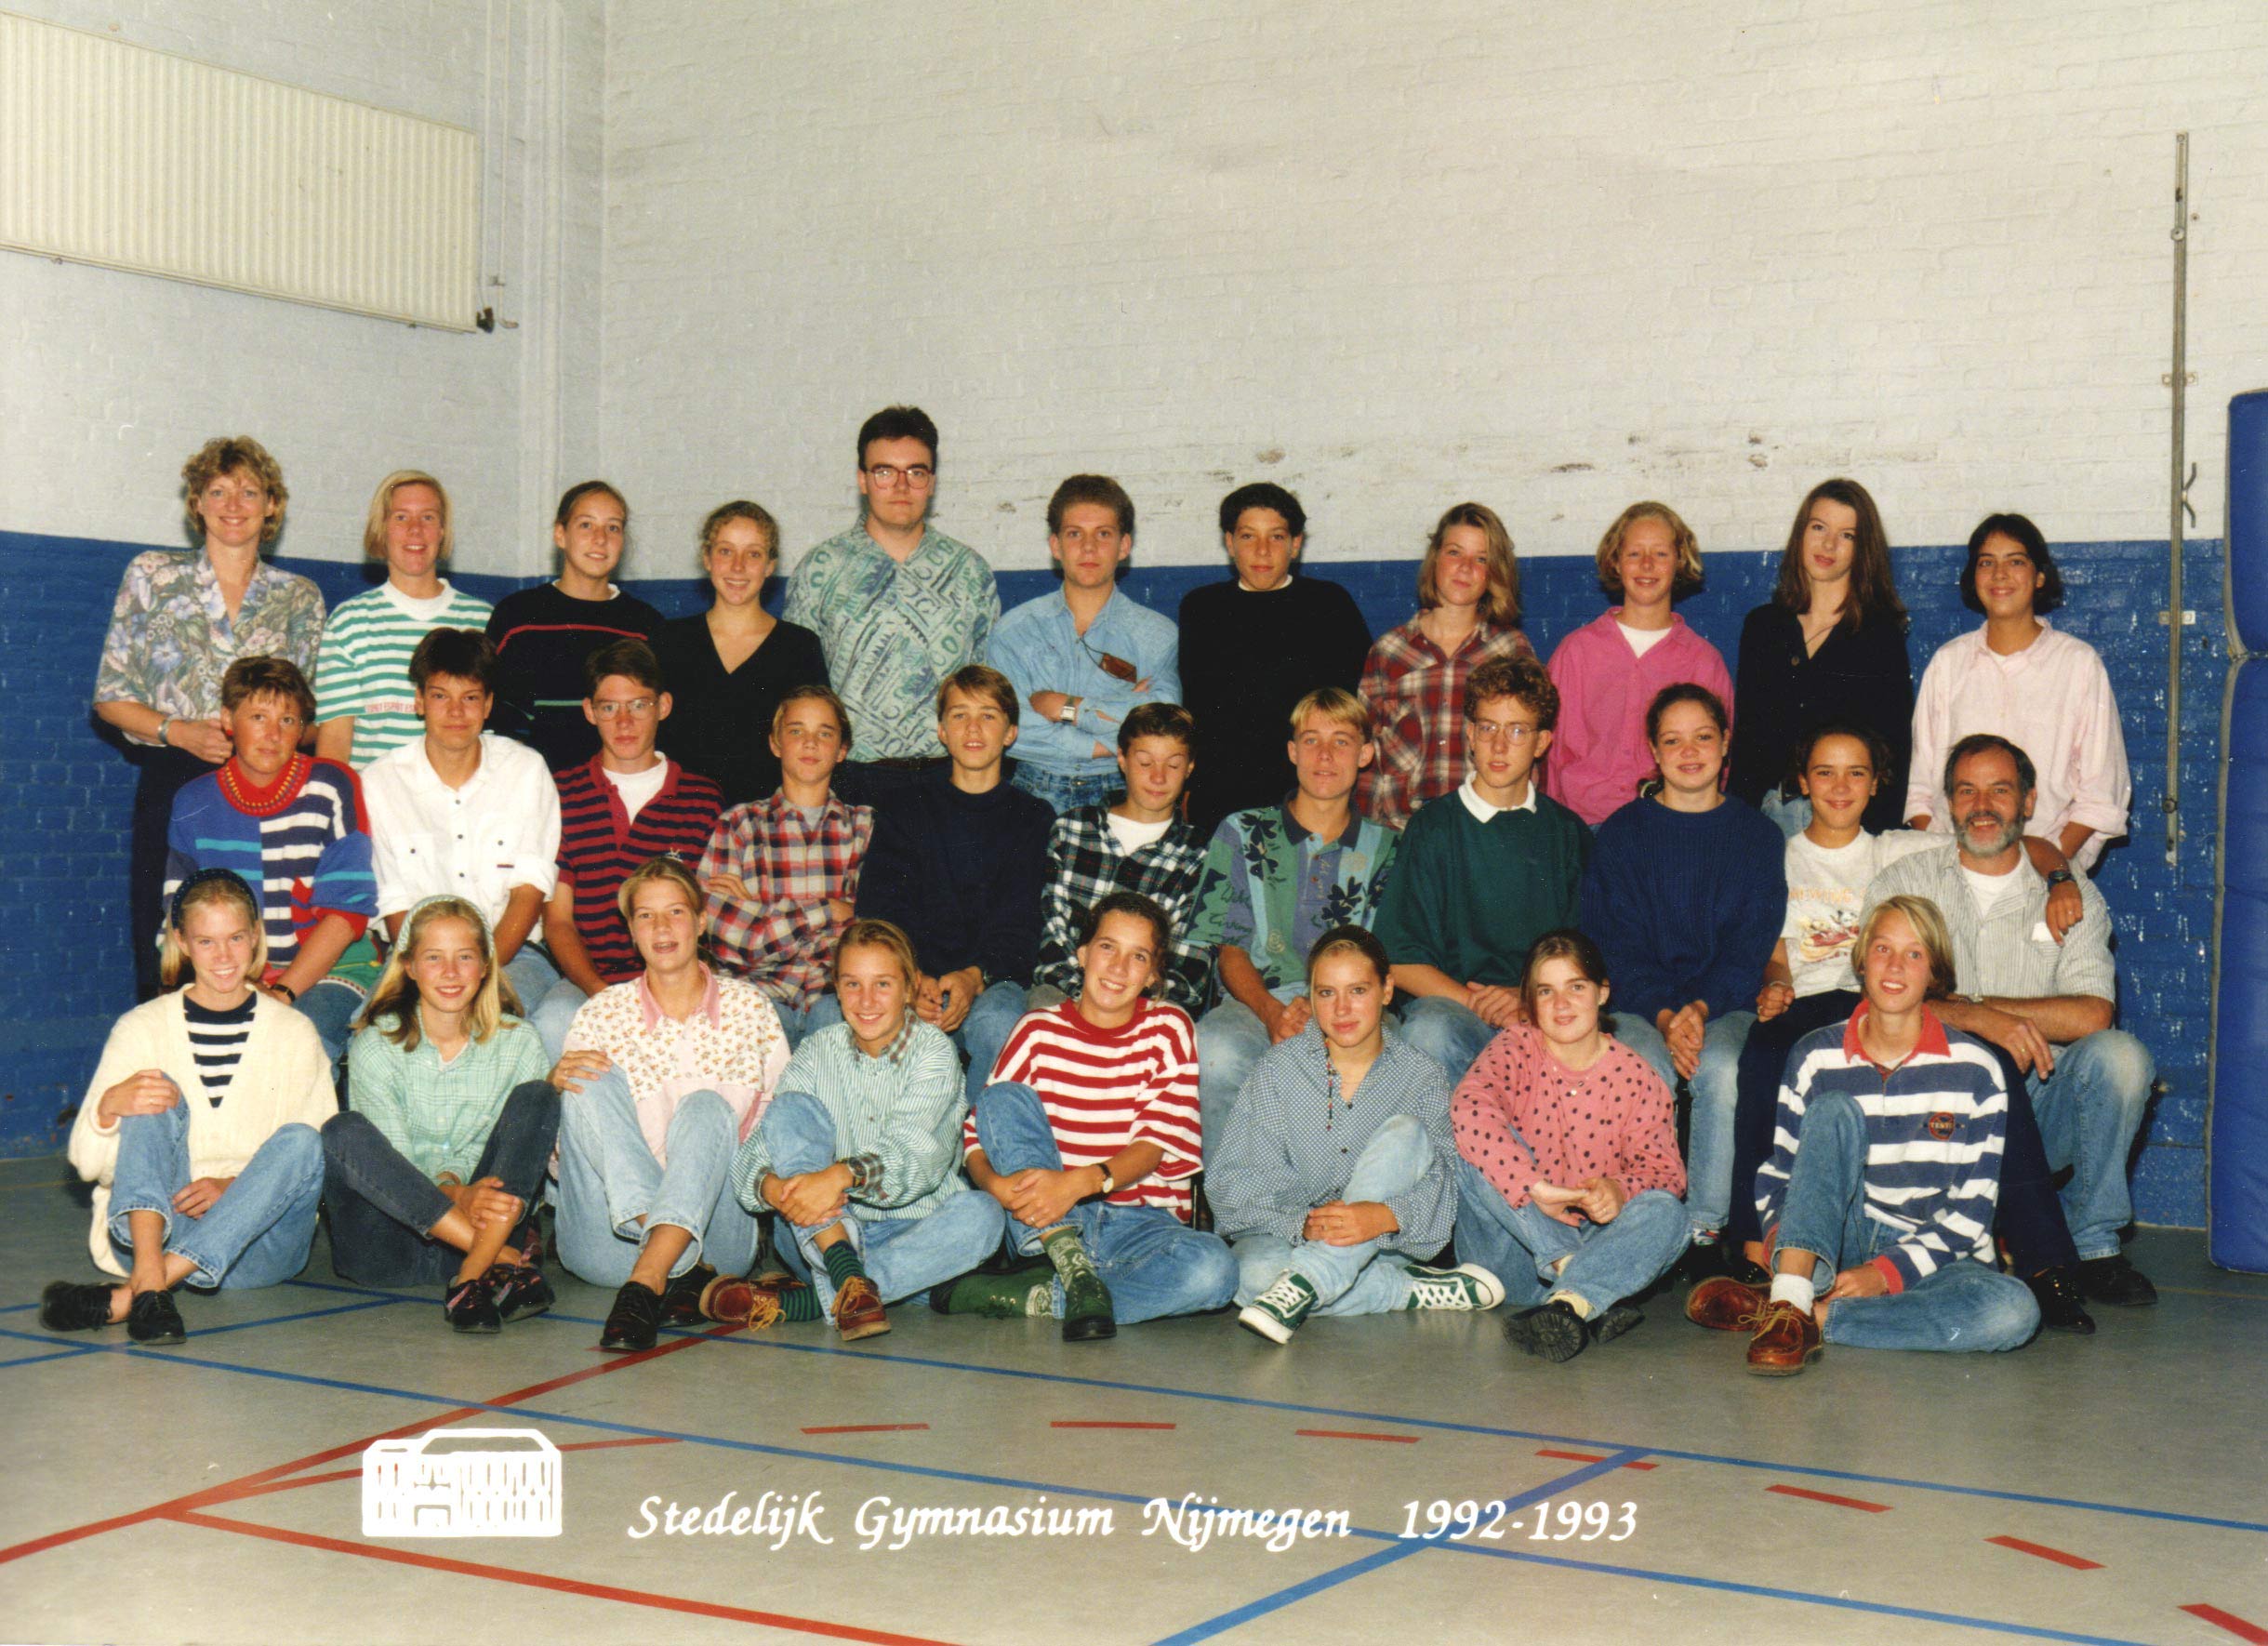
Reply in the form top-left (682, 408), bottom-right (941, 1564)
top-left (1578, 795), bottom-right (1785, 1023)
top-left (855, 770), bottom-right (1053, 985)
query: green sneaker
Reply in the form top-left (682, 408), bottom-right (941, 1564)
top-left (1401, 1263), bottom-right (1507, 1312)
top-left (1238, 1271), bottom-right (1319, 1345)
top-left (928, 1268), bottom-right (1054, 1320)
top-left (1059, 1259), bottom-right (1116, 1343)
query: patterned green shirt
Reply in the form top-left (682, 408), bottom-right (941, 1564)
top-left (344, 1013), bottom-right (552, 1181)
top-left (1187, 803), bottom-right (1399, 996)
top-left (96, 551), bottom-right (326, 736)
top-left (783, 524), bottom-right (999, 760)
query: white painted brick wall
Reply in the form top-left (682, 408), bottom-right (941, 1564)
top-left (600, 0), bottom-right (2268, 573)
top-left (0, 0), bottom-right (604, 575)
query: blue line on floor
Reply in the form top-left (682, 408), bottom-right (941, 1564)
top-left (1153, 1447), bottom-right (1651, 1646)
top-left (0, 1294), bottom-right (402, 1355)
top-left (1433, 1540), bottom-right (2155, 1646)
top-left (12, 1339), bottom-right (2208, 1646)
top-left (0, 1346), bottom-right (99, 1371)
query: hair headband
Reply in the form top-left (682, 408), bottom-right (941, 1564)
top-left (167, 867), bottom-right (255, 932)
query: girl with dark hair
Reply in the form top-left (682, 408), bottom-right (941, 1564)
top-left (1727, 479), bottom-right (1913, 835)
top-left (45, 869), bottom-right (333, 1344)
top-left (1577, 684), bottom-right (1783, 1258)
top-left (1356, 502), bottom-right (1535, 830)
top-left (652, 500), bottom-right (829, 807)
top-left (1451, 929), bottom-right (1690, 1362)
top-left (1905, 512), bottom-right (2129, 871)
top-left (485, 481), bottom-right (666, 770)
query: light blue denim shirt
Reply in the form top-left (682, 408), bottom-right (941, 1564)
top-left (986, 586), bottom-right (1181, 779)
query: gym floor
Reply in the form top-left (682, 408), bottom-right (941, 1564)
top-left (2, 1150), bottom-right (2261, 1646)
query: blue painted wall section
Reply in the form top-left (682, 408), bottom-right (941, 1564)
top-left (0, 528), bottom-right (2218, 1226)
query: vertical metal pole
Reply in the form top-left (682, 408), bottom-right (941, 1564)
top-left (2168, 131), bottom-right (2190, 868)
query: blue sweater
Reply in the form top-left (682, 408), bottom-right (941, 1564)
top-left (855, 770), bottom-right (1053, 984)
top-left (1577, 795), bottom-right (1784, 1022)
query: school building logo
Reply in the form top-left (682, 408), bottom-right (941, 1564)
top-left (361, 1427), bottom-right (563, 1538)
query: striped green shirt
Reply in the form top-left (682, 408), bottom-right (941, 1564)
top-left (345, 1013), bottom-right (551, 1181)
top-left (314, 581), bottom-right (494, 768)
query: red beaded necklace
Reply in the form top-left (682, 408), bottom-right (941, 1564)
top-left (219, 753), bottom-right (308, 816)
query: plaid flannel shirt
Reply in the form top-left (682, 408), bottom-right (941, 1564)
top-left (699, 792), bottom-right (874, 1012)
top-left (1355, 617), bottom-right (1534, 830)
top-left (1032, 805), bottom-right (1212, 1010)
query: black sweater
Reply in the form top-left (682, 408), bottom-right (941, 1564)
top-left (485, 583), bottom-right (667, 773)
top-left (1176, 575), bottom-right (1371, 839)
top-left (1727, 602), bottom-right (1913, 833)
top-left (650, 615), bottom-right (829, 808)
top-left (855, 770), bottom-right (1053, 984)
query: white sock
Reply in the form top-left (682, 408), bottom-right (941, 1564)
top-left (1769, 1272), bottom-right (1817, 1315)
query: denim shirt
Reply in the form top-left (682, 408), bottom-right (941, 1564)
top-left (987, 587), bottom-right (1181, 779)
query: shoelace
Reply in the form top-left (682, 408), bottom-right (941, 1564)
top-left (1406, 1272), bottom-right (1479, 1309)
top-left (1253, 1274), bottom-right (1312, 1316)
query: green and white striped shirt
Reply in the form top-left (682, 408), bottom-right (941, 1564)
top-left (314, 581), bottom-right (494, 768)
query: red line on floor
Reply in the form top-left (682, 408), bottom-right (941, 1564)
top-left (1294, 1428), bottom-right (1417, 1444)
top-left (2182, 1603), bottom-right (2268, 1644)
top-left (0, 1323), bottom-right (736, 1567)
top-left (1534, 1449), bottom-right (1658, 1470)
top-left (801, 1424), bottom-right (932, 1435)
top-left (1767, 1483), bottom-right (1890, 1513)
top-left (192, 1435), bottom-right (687, 1507)
top-left (1051, 1420), bottom-right (1176, 1430)
top-left (167, 1509), bottom-right (958, 1645)
top-left (560, 1436), bottom-right (683, 1452)
top-left (1984, 1533), bottom-right (2102, 1570)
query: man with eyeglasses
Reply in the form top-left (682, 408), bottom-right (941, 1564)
top-left (1374, 656), bottom-right (1591, 1080)
top-left (785, 405), bottom-right (1001, 807)
top-left (986, 474), bottom-right (1181, 815)
top-left (525, 639), bottom-right (723, 1055)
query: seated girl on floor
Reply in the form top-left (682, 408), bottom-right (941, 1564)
top-left (1688, 896), bottom-right (2041, 1375)
top-left (320, 895), bottom-right (562, 1333)
top-left (1208, 923), bottom-right (1500, 1345)
top-left (45, 869), bottom-right (334, 1345)
top-left (1451, 928), bottom-right (1690, 1364)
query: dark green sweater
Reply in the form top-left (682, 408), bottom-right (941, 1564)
top-left (1372, 786), bottom-right (1591, 986)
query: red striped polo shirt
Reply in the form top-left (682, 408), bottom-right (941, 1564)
top-left (554, 756), bottom-right (723, 983)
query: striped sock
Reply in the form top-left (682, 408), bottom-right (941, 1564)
top-left (780, 1285), bottom-right (823, 1323)
top-left (822, 1241), bottom-right (869, 1293)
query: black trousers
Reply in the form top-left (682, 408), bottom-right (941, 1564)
top-left (130, 748), bottom-right (223, 999)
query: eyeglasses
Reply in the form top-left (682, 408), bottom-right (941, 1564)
top-left (593, 697), bottom-right (658, 720)
top-left (865, 464), bottom-right (935, 490)
top-left (1469, 719), bottom-right (1540, 744)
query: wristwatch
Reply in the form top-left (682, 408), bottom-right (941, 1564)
top-left (1095, 1166), bottom-right (1117, 1198)
top-left (1056, 698), bottom-right (1081, 724)
top-left (2043, 869), bottom-right (2076, 888)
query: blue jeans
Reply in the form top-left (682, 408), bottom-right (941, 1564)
top-left (1229, 1115), bottom-right (1439, 1316)
top-left (1010, 763), bottom-right (1122, 816)
top-left (1395, 997), bottom-right (1497, 1084)
top-left (772, 995), bottom-right (840, 1051)
top-left (106, 1104), bottom-right (323, 1290)
top-left (295, 979), bottom-right (364, 1068)
top-left (527, 978), bottom-right (590, 1061)
top-left (1453, 1160), bottom-right (1688, 1313)
top-left (2023, 1029), bottom-right (2153, 1261)
top-left (322, 1081), bottom-right (560, 1287)
top-left (501, 945), bottom-right (563, 1020)
top-left (1196, 996), bottom-right (1287, 1147)
top-left (972, 1082), bottom-right (1238, 1323)
top-left (554, 1067), bottom-right (760, 1286)
top-left (1614, 1008), bottom-right (1755, 1238)
top-left (950, 980), bottom-right (1028, 1107)
top-left (1775, 1090), bottom-right (2039, 1352)
top-left (1758, 790), bottom-right (1812, 839)
top-left (759, 1089), bottom-right (1005, 1310)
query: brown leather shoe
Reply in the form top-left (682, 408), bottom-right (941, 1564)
top-left (831, 1274), bottom-right (891, 1341)
top-left (699, 1273), bottom-right (788, 1330)
top-left (1744, 1300), bottom-right (1824, 1376)
top-left (1685, 1275), bottom-right (1769, 1332)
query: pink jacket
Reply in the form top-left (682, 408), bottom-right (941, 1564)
top-left (1542, 610), bottom-right (1733, 826)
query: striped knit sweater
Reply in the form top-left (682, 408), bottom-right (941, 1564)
top-left (312, 581), bottom-right (494, 767)
top-left (554, 756), bottom-right (723, 985)
top-left (973, 1000), bottom-right (1202, 1220)
top-left (1754, 1005), bottom-right (2009, 1294)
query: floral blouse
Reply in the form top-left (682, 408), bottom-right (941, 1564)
top-left (95, 551), bottom-right (326, 742)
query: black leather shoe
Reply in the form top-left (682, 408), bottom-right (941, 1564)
top-left (662, 1262), bottom-right (717, 1324)
top-left (2028, 1266), bottom-right (2097, 1334)
top-left (2077, 1253), bottom-right (2158, 1308)
top-left (40, 1280), bottom-right (115, 1333)
top-left (599, 1281), bottom-right (665, 1352)
top-left (1589, 1302), bottom-right (1645, 1345)
top-left (126, 1289), bottom-right (186, 1345)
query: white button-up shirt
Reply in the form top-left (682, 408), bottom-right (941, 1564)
top-left (1904, 620), bottom-right (2130, 871)
top-left (364, 732), bottom-right (561, 922)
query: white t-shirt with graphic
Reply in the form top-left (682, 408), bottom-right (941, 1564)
top-left (1783, 830), bottom-right (1943, 998)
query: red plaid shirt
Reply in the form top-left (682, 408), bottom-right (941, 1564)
top-left (697, 792), bottom-right (874, 1012)
top-left (1356, 617), bottom-right (1534, 830)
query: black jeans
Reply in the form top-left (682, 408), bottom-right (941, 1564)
top-left (131, 747), bottom-right (223, 999)
top-left (1725, 991), bottom-right (2078, 1271)
top-left (321, 1081), bottom-right (560, 1287)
